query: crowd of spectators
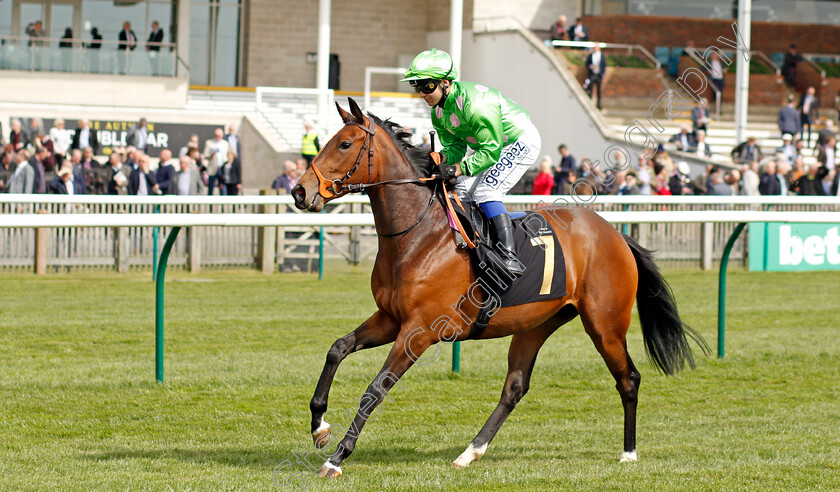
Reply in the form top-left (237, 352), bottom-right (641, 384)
top-left (528, 139), bottom-right (839, 198)
top-left (0, 118), bottom-right (242, 197)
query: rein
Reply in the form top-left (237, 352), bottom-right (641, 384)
top-left (310, 117), bottom-right (440, 238)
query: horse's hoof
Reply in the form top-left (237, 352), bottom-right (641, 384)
top-left (312, 421), bottom-right (331, 449)
top-left (316, 463), bottom-right (342, 478)
top-left (619, 450), bottom-right (637, 463)
top-left (452, 443), bottom-right (486, 469)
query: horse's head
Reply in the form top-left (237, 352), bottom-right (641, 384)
top-left (293, 98), bottom-right (376, 212)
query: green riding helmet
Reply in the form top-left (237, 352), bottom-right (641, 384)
top-left (402, 49), bottom-right (459, 81)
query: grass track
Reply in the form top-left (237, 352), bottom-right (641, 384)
top-left (0, 264), bottom-right (838, 491)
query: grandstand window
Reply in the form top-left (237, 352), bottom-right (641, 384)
top-left (0, 0), bottom-right (11, 38)
top-left (189, 0), bottom-right (242, 86)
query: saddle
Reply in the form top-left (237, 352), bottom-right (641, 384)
top-left (440, 189), bottom-right (567, 339)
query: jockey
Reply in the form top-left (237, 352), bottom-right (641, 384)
top-left (402, 49), bottom-right (541, 276)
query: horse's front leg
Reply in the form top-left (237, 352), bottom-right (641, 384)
top-left (310, 310), bottom-right (399, 448)
top-left (316, 325), bottom-right (436, 478)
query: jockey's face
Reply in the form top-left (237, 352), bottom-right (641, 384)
top-left (422, 81), bottom-right (447, 107)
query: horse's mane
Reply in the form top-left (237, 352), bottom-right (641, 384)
top-left (367, 113), bottom-right (435, 179)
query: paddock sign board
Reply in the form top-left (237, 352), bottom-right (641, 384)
top-left (749, 222), bottom-right (840, 271)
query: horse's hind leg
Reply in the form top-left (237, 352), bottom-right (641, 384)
top-left (579, 304), bottom-right (641, 462)
top-left (310, 310), bottom-right (399, 449)
top-left (452, 311), bottom-right (571, 469)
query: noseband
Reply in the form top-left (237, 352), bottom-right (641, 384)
top-left (310, 117), bottom-right (376, 199)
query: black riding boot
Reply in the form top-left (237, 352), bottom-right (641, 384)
top-left (490, 213), bottom-right (524, 277)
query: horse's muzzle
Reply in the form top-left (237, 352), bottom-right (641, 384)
top-left (292, 184), bottom-right (324, 212)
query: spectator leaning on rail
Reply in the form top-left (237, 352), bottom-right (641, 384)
top-left (402, 48), bottom-right (542, 276)
top-left (549, 14), bottom-right (567, 41)
top-left (570, 17), bottom-right (588, 44)
top-left (25, 20), bottom-right (46, 47)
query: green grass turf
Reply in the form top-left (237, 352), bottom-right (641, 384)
top-left (0, 264), bottom-right (838, 491)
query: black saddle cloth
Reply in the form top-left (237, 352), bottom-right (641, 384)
top-left (450, 201), bottom-right (567, 309)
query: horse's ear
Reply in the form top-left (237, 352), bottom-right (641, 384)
top-left (335, 101), bottom-right (352, 124)
top-left (347, 97), bottom-right (365, 122)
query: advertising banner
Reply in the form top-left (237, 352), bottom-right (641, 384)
top-left (749, 222), bottom-right (840, 271)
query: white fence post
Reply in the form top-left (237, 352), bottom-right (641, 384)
top-left (701, 222), bottom-right (714, 271)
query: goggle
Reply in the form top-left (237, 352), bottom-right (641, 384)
top-left (410, 79), bottom-right (440, 95)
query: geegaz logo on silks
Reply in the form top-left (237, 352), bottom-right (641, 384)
top-left (485, 141), bottom-right (529, 188)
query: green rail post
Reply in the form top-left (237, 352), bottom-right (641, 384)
top-left (152, 205), bottom-right (160, 281)
top-left (717, 222), bottom-right (747, 359)
top-left (452, 342), bottom-right (460, 373)
top-left (155, 226), bottom-right (182, 383)
top-left (621, 204), bottom-right (630, 235)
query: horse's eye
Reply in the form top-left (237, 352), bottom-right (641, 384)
top-left (339, 141), bottom-right (352, 149)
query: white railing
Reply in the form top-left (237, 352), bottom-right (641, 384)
top-left (1, 194), bottom-right (837, 206)
top-left (550, 40), bottom-right (661, 70)
top-left (1, 194), bottom-right (837, 272)
top-left (4, 210), bottom-right (839, 229)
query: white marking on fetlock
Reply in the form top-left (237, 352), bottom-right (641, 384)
top-left (322, 462), bottom-right (342, 475)
top-left (452, 442), bottom-right (488, 468)
top-left (312, 420), bottom-right (330, 436)
top-left (619, 450), bottom-right (637, 462)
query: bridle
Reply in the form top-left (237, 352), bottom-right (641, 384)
top-left (309, 116), bottom-right (439, 238)
top-left (310, 116), bottom-right (377, 199)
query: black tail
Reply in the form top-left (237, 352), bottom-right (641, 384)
top-left (623, 234), bottom-right (710, 375)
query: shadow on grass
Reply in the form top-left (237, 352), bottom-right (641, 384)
top-left (83, 444), bottom-right (481, 469)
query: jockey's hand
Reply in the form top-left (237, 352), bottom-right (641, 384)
top-left (437, 163), bottom-right (459, 184)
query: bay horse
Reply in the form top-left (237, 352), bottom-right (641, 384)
top-left (291, 98), bottom-right (707, 478)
